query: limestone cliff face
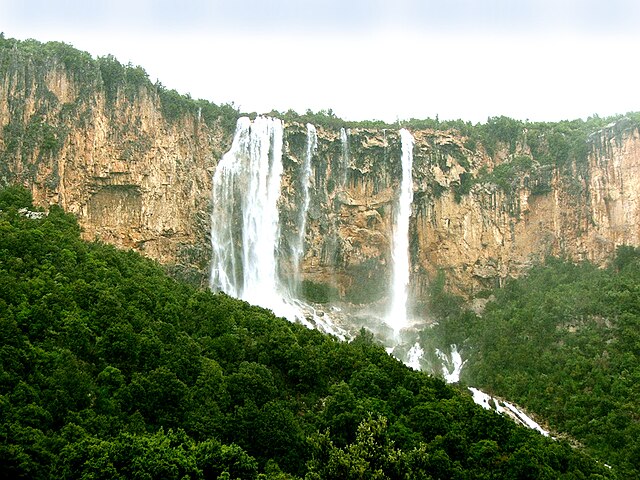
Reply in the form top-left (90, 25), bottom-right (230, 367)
top-left (279, 125), bottom-right (401, 303)
top-left (2, 40), bottom-right (640, 303)
top-left (413, 122), bottom-right (640, 301)
top-left (284, 120), bottom-right (640, 310)
top-left (0, 46), bottom-right (232, 283)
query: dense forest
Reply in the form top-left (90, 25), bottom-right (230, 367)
top-left (425, 253), bottom-right (640, 477)
top-left (0, 184), bottom-right (616, 478)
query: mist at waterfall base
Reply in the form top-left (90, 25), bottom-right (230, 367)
top-left (209, 116), bottom-right (453, 371)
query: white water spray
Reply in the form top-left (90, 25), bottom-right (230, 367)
top-left (210, 117), bottom-right (347, 338)
top-left (468, 387), bottom-right (549, 436)
top-left (386, 129), bottom-right (414, 334)
top-left (241, 118), bottom-right (284, 308)
top-left (436, 344), bottom-right (466, 383)
top-left (406, 342), bottom-right (424, 370)
top-left (210, 117), bottom-right (250, 298)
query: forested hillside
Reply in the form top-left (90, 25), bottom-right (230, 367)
top-left (0, 185), bottom-right (615, 478)
top-left (426, 253), bottom-right (640, 477)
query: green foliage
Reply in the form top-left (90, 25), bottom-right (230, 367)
top-left (97, 55), bottom-right (128, 104)
top-left (452, 171), bottom-right (474, 202)
top-left (441, 114), bottom-right (640, 202)
top-left (274, 109), bottom-right (476, 133)
top-left (0, 185), bottom-right (613, 479)
top-left (155, 85), bottom-right (240, 133)
top-left (429, 252), bottom-right (640, 477)
top-left (476, 154), bottom-right (535, 192)
top-left (0, 35), bottom-right (239, 145)
top-left (157, 86), bottom-right (195, 121)
top-left (480, 116), bottom-right (524, 155)
top-left (300, 280), bottom-right (338, 304)
top-left (425, 270), bottom-right (464, 321)
top-left (276, 108), bottom-right (347, 130)
top-left (0, 185), bottom-right (33, 210)
top-left (44, 41), bottom-right (95, 75)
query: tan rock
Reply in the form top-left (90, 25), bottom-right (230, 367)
top-left (3, 55), bottom-right (640, 300)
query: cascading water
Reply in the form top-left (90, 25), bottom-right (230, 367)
top-left (210, 116), bottom-right (293, 319)
top-left (386, 128), bottom-right (414, 335)
top-left (290, 123), bottom-right (316, 294)
top-left (210, 117), bottom-right (249, 298)
top-left (210, 120), bottom-right (551, 436)
top-left (340, 127), bottom-right (349, 187)
top-left (406, 342), bottom-right (425, 370)
top-left (240, 118), bottom-right (284, 309)
top-left (436, 344), bottom-right (466, 383)
top-left (210, 116), bottom-right (346, 338)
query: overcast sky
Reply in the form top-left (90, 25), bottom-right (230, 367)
top-left (1, 0), bottom-right (639, 123)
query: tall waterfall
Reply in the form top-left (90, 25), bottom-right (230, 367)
top-left (386, 128), bottom-right (415, 334)
top-left (340, 127), bottom-right (349, 187)
top-left (290, 123), bottom-right (316, 294)
top-left (210, 116), bottom-right (345, 337)
top-left (210, 116), bottom-right (292, 318)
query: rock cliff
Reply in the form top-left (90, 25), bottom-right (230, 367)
top-left (279, 119), bottom-right (640, 316)
top-left (2, 38), bottom-right (640, 309)
top-left (0, 39), bottom-right (235, 283)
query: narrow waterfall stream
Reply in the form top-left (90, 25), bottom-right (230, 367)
top-left (340, 127), bottom-right (349, 187)
top-left (290, 123), bottom-right (316, 295)
top-left (386, 128), bottom-right (415, 335)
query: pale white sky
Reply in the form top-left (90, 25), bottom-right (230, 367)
top-left (1, 0), bottom-right (639, 123)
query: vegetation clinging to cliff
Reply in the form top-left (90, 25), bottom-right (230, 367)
top-left (270, 104), bottom-right (640, 207)
top-left (269, 103), bottom-right (639, 163)
top-left (0, 35), bottom-right (239, 135)
top-left (4, 33), bottom-right (638, 203)
top-left (445, 113), bottom-right (640, 205)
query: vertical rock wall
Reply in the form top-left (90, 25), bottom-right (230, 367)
top-left (0, 48), bottom-right (232, 283)
top-left (2, 41), bottom-right (640, 301)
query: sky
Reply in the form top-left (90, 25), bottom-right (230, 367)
top-left (1, 0), bottom-right (639, 124)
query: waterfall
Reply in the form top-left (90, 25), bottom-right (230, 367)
top-left (210, 116), bottom-right (293, 318)
top-left (340, 127), bottom-right (349, 187)
top-left (406, 342), bottom-right (424, 370)
top-left (290, 123), bottom-right (316, 294)
top-left (386, 128), bottom-right (414, 334)
top-left (210, 117), bottom-right (250, 298)
top-left (210, 116), bottom-right (347, 338)
top-left (240, 117), bottom-right (284, 308)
